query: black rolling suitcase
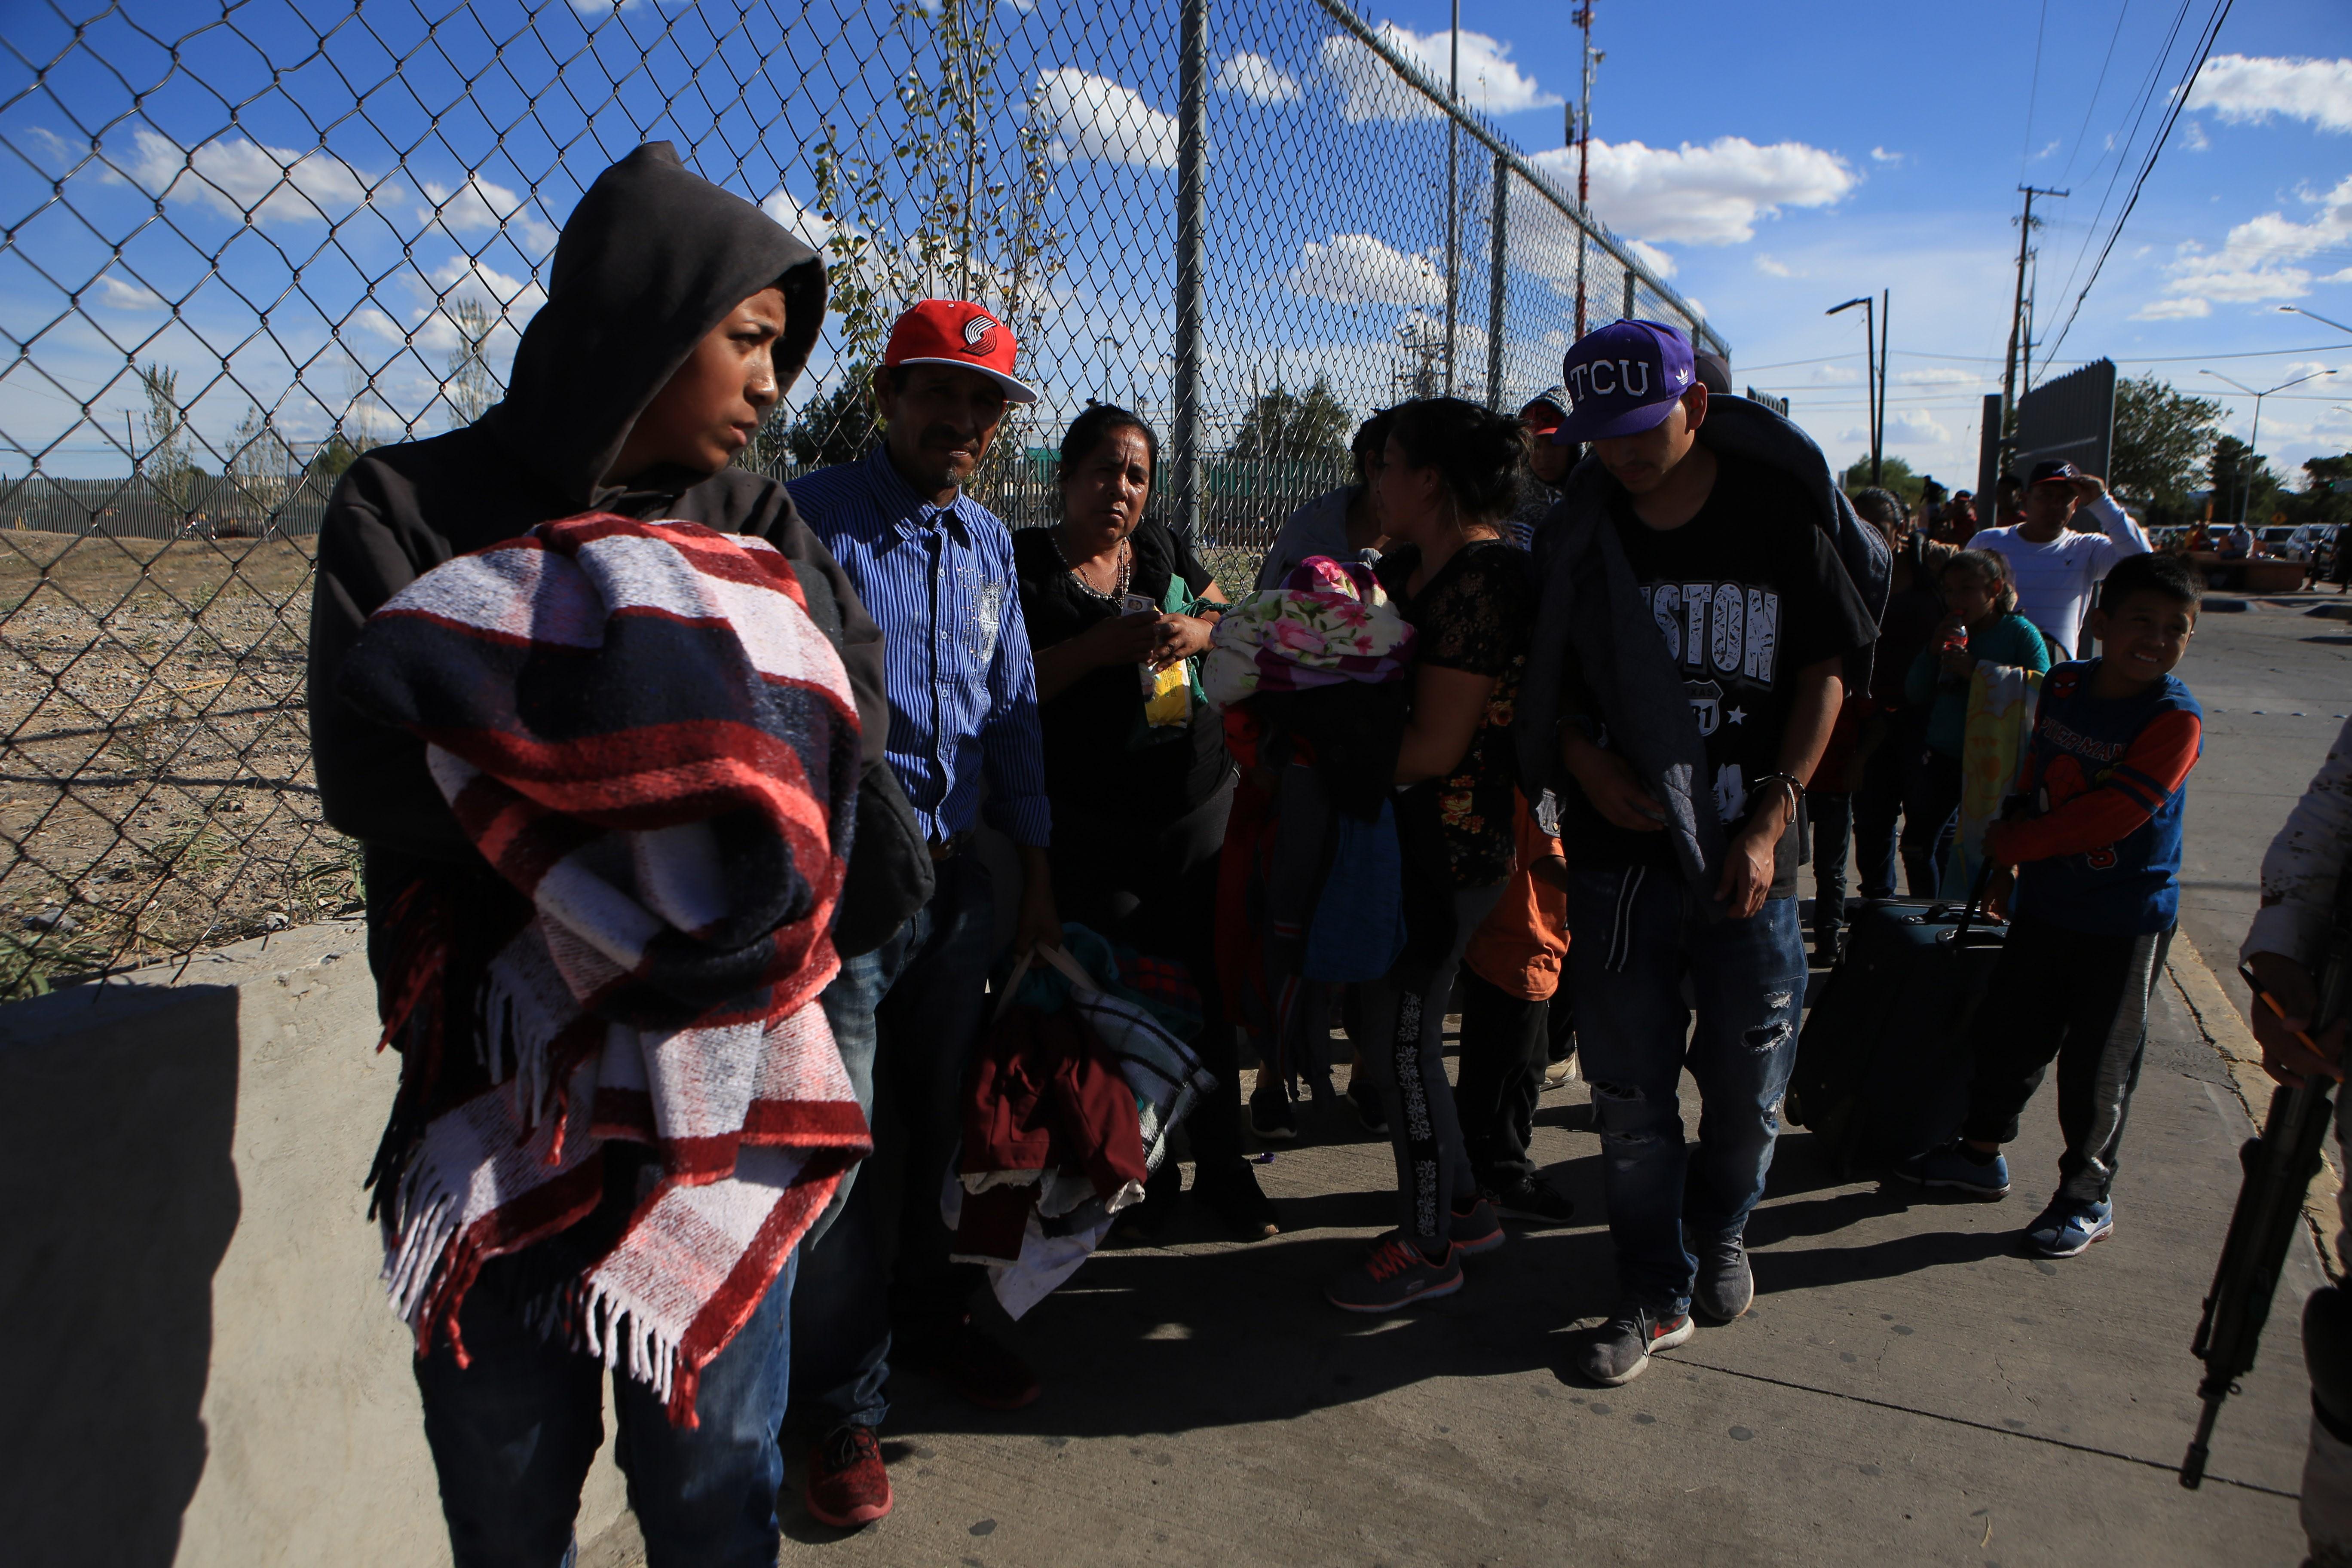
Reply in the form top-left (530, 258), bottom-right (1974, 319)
top-left (1784, 885), bottom-right (2008, 1176)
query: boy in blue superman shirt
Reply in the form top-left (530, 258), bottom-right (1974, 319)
top-left (1899, 552), bottom-right (2205, 1257)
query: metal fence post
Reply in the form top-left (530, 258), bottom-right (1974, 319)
top-left (1622, 268), bottom-right (1636, 322)
top-left (1485, 153), bottom-right (1507, 410)
top-left (1172, 0), bottom-right (1208, 539)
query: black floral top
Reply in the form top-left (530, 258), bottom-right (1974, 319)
top-left (1375, 538), bottom-right (1537, 888)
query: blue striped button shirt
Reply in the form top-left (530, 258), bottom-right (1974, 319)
top-left (790, 444), bottom-right (1051, 848)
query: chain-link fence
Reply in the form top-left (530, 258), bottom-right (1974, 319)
top-left (0, 0), bottom-right (1724, 997)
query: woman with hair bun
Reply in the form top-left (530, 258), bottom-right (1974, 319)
top-left (1323, 396), bottom-right (1541, 1313)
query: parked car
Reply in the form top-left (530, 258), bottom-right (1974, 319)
top-left (2259, 524), bottom-right (2302, 558)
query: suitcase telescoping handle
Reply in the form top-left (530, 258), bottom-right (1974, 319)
top-left (1948, 795), bottom-right (2027, 941)
top-left (1949, 857), bottom-right (2001, 940)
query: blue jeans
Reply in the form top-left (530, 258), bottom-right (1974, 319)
top-left (414, 1226), bottom-right (796, 1568)
top-left (789, 853), bottom-right (998, 1433)
top-left (1564, 866), bottom-right (1807, 1316)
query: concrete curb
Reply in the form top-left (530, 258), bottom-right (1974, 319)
top-left (2167, 928), bottom-right (2343, 1280)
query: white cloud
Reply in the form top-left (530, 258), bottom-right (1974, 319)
top-left (1321, 24), bottom-right (1560, 123)
top-left (1624, 238), bottom-right (1676, 279)
top-left (1869, 146), bottom-right (1903, 165)
top-left (1531, 136), bottom-right (1855, 246)
top-left (2187, 55), bottom-right (2352, 133)
top-left (2133, 296), bottom-right (2213, 320)
top-left (1216, 52), bottom-right (1299, 105)
top-left (1886, 409), bottom-right (1952, 444)
top-left (94, 275), bottom-right (164, 310)
top-left (1809, 364), bottom-right (1862, 385)
top-left (1897, 367), bottom-right (1978, 386)
top-left (2182, 119), bottom-right (2211, 151)
top-left (1031, 69), bottom-right (1177, 169)
top-left (105, 126), bottom-right (376, 227)
top-left (1753, 254), bottom-right (1794, 278)
top-left (1284, 233), bottom-right (1446, 307)
top-left (2153, 172), bottom-right (2352, 311)
top-left (420, 174), bottom-right (558, 253)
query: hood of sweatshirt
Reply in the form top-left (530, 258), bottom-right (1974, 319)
top-left (483, 141), bottom-right (827, 512)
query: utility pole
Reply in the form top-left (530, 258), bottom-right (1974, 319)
top-left (2000, 185), bottom-right (2066, 468)
top-left (1171, 0), bottom-right (1207, 538)
top-left (1571, 3), bottom-right (1597, 338)
top-left (1877, 289), bottom-right (1890, 488)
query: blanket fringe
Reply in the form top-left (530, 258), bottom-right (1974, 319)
top-left (580, 1274), bottom-right (685, 1417)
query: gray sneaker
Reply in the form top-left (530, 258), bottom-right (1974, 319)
top-left (1690, 1228), bottom-right (1754, 1323)
top-left (1576, 1305), bottom-right (1694, 1387)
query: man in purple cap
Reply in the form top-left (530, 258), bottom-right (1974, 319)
top-left (1965, 459), bottom-right (2148, 659)
top-left (1515, 319), bottom-right (1884, 1387)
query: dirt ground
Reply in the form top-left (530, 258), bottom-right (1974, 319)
top-left (0, 530), bottom-right (1275, 1000)
top-left (0, 526), bottom-right (358, 998)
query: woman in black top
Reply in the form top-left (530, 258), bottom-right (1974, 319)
top-left (1326, 397), bottom-right (1539, 1313)
top-left (1011, 405), bottom-right (1273, 1238)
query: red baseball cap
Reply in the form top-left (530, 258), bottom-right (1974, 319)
top-left (883, 299), bottom-right (1038, 404)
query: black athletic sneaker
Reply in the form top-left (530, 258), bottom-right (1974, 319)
top-left (1690, 1227), bottom-right (1754, 1322)
top-left (1577, 1305), bottom-right (1695, 1387)
top-left (1248, 1082), bottom-right (1299, 1142)
top-left (1483, 1173), bottom-right (1576, 1226)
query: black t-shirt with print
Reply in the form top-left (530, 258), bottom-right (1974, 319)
top-left (1561, 455), bottom-right (1879, 882)
top-left (1375, 537), bottom-right (1537, 889)
top-left (1013, 519), bottom-right (1231, 829)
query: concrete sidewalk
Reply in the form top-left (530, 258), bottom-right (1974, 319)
top-left (589, 947), bottom-right (2317, 1567)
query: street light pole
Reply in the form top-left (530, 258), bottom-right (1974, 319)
top-left (2202, 368), bottom-right (2336, 524)
top-left (2280, 303), bottom-right (2352, 338)
top-left (1828, 295), bottom-right (1877, 485)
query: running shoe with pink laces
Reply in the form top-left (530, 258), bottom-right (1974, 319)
top-left (1324, 1233), bottom-right (1464, 1313)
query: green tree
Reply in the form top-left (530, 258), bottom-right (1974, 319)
top-left (2110, 372), bottom-right (2220, 524)
top-left (1228, 377), bottom-right (1351, 463)
top-left (805, 0), bottom-right (1063, 493)
top-left (2291, 453), bottom-right (2352, 527)
top-left (783, 371), bottom-right (879, 470)
top-left (1839, 453), bottom-right (1923, 505)
top-left (135, 361), bottom-right (202, 513)
top-left (2210, 435), bottom-right (2284, 525)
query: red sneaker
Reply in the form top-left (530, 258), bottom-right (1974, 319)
top-left (805, 1423), bottom-right (892, 1528)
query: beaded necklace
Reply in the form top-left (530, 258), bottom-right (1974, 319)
top-left (1053, 527), bottom-right (1133, 605)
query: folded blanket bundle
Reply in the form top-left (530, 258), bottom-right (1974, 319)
top-left (341, 513), bottom-right (872, 1424)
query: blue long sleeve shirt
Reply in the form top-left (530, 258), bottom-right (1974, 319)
top-left (790, 444), bottom-right (1052, 847)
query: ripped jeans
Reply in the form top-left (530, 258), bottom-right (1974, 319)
top-left (1564, 865), bottom-right (1807, 1315)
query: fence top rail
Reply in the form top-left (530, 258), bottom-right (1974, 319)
top-left (1309, 0), bottom-right (1727, 361)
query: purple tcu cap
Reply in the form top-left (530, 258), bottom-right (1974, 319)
top-left (1553, 319), bottom-right (1697, 443)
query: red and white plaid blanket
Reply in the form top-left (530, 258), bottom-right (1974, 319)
top-left (340, 513), bottom-right (870, 1424)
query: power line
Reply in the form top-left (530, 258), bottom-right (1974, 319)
top-left (2059, 0), bottom-right (2137, 185)
top-left (2043, 0), bottom-right (2200, 318)
top-left (2019, 0), bottom-right (2053, 179)
top-left (2037, 0), bottom-right (2236, 369)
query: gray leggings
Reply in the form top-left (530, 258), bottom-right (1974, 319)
top-left (1360, 884), bottom-right (1504, 1249)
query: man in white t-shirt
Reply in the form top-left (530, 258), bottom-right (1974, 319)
top-left (1965, 459), bottom-right (2150, 659)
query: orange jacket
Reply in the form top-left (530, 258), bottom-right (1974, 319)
top-left (1463, 792), bottom-right (1568, 1001)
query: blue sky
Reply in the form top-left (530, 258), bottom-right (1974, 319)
top-left (4, 0), bottom-right (2347, 491)
top-left (1385, 0), bottom-right (2352, 489)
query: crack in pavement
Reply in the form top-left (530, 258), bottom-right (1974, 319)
top-left (1672, 1355), bottom-right (2299, 1500)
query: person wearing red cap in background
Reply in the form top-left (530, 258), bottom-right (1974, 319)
top-left (784, 299), bottom-right (1058, 1528)
top-left (1506, 387), bottom-right (1573, 557)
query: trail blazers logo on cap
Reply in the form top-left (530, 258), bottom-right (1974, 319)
top-left (961, 313), bottom-right (999, 355)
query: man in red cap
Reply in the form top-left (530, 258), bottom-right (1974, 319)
top-left (1964, 459), bottom-right (2149, 660)
top-left (784, 299), bottom-right (1057, 1527)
